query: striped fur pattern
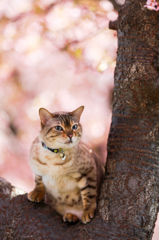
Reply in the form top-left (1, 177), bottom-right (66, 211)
top-left (28, 106), bottom-right (105, 224)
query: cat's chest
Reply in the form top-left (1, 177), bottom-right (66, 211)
top-left (42, 174), bottom-right (78, 193)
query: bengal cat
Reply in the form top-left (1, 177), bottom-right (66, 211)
top-left (28, 106), bottom-right (105, 224)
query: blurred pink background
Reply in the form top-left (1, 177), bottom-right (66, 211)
top-left (0, 0), bottom-right (158, 239)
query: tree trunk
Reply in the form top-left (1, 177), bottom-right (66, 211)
top-left (102, 0), bottom-right (159, 238)
top-left (1, 0), bottom-right (159, 239)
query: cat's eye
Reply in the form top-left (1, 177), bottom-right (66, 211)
top-left (55, 126), bottom-right (63, 131)
top-left (72, 124), bottom-right (78, 130)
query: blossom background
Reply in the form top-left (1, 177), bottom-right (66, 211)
top-left (0, 0), bottom-right (158, 238)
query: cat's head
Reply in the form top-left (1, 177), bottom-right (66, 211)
top-left (39, 106), bottom-right (84, 150)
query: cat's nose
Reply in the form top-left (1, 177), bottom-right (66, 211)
top-left (67, 134), bottom-right (73, 139)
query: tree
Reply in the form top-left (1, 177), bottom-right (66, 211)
top-left (1, 0), bottom-right (159, 239)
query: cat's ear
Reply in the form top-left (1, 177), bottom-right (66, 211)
top-left (70, 106), bottom-right (84, 120)
top-left (39, 108), bottom-right (53, 126)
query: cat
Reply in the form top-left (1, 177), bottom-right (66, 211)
top-left (28, 106), bottom-right (105, 224)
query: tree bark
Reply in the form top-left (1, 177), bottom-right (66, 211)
top-left (1, 0), bottom-right (159, 239)
top-left (101, 0), bottom-right (159, 239)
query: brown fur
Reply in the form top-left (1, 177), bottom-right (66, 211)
top-left (28, 106), bottom-right (105, 224)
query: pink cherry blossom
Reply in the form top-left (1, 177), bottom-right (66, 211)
top-left (144, 0), bottom-right (159, 11)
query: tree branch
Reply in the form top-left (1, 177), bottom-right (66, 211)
top-left (109, 20), bottom-right (118, 30)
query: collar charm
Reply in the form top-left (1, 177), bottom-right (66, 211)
top-left (59, 152), bottom-right (66, 161)
top-left (42, 142), bottom-right (66, 160)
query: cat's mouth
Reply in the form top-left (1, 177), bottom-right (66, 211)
top-left (65, 139), bottom-right (73, 144)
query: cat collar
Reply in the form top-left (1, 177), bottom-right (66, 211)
top-left (42, 142), bottom-right (66, 160)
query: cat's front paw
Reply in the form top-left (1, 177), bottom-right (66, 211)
top-left (28, 189), bottom-right (45, 202)
top-left (81, 208), bottom-right (95, 224)
top-left (63, 213), bottom-right (79, 223)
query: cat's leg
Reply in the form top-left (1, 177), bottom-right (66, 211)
top-left (77, 170), bottom-right (97, 224)
top-left (63, 213), bottom-right (78, 223)
top-left (28, 174), bottom-right (45, 202)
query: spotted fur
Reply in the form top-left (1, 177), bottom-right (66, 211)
top-left (28, 106), bottom-right (105, 224)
